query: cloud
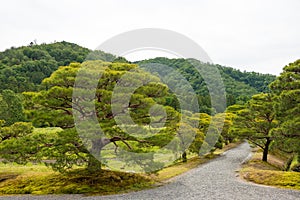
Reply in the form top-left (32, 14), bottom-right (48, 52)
top-left (0, 0), bottom-right (299, 75)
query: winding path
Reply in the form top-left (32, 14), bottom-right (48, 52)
top-left (1, 142), bottom-right (300, 200)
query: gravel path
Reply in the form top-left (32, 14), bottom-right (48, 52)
top-left (1, 142), bottom-right (300, 200)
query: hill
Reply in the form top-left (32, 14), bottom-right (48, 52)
top-left (0, 42), bottom-right (275, 110)
top-left (0, 41), bottom-right (117, 92)
top-left (137, 58), bottom-right (275, 110)
top-left (219, 65), bottom-right (275, 93)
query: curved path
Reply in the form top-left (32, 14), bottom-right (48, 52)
top-left (1, 143), bottom-right (300, 200)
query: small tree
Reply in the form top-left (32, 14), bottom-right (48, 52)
top-left (0, 90), bottom-right (24, 126)
top-left (213, 112), bottom-right (236, 145)
top-left (231, 93), bottom-right (278, 162)
top-left (0, 122), bottom-right (35, 164)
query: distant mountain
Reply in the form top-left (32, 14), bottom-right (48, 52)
top-left (0, 42), bottom-right (275, 111)
top-left (137, 58), bottom-right (275, 110)
top-left (0, 41), bottom-right (117, 92)
top-left (218, 65), bottom-right (275, 93)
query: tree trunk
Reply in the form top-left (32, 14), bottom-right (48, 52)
top-left (182, 151), bottom-right (187, 163)
top-left (285, 155), bottom-right (294, 171)
top-left (86, 138), bottom-right (109, 172)
top-left (87, 154), bottom-right (102, 172)
top-left (262, 138), bottom-right (272, 162)
top-left (86, 136), bottom-right (128, 172)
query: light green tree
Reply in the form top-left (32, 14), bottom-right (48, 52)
top-left (23, 61), bottom-right (181, 172)
top-left (0, 122), bottom-right (34, 164)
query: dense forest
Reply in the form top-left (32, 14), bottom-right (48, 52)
top-left (138, 58), bottom-right (275, 112)
top-left (0, 41), bottom-right (299, 177)
top-left (0, 42), bottom-right (275, 110)
top-left (0, 41), bottom-right (117, 92)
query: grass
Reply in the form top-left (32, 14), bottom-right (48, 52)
top-left (0, 162), bottom-right (52, 174)
top-left (0, 142), bottom-right (241, 195)
top-left (240, 149), bottom-right (300, 190)
top-left (0, 167), bottom-right (153, 195)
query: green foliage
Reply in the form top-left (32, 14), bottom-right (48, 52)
top-left (0, 41), bottom-right (118, 92)
top-left (0, 90), bottom-right (25, 126)
top-left (225, 104), bottom-right (245, 114)
top-left (0, 122), bottom-right (33, 142)
top-left (0, 41), bottom-right (277, 175)
top-left (0, 41), bottom-right (274, 109)
top-left (231, 93), bottom-right (278, 161)
top-left (270, 59), bottom-right (300, 161)
top-left (188, 127), bottom-right (205, 154)
top-left (0, 125), bottom-right (89, 172)
top-left (213, 112), bottom-right (236, 144)
top-left (138, 57), bottom-right (274, 111)
top-left (22, 60), bottom-right (183, 172)
top-left (220, 66), bottom-right (276, 93)
top-left (39, 128), bottom-right (90, 173)
top-left (85, 50), bottom-right (117, 62)
top-left (0, 122), bottom-right (34, 164)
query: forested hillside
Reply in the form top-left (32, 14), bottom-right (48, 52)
top-left (0, 42), bottom-right (275, 110)
top-left (219, 66), bottom-right (276, 92)
top-left (138, 58), bottom-right (275, 108)
top-left (0, 41), bottom-right (299, 195)
top-left (0, 41), bottom-right (117, 92)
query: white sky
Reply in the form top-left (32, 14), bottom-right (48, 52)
top-left (0, 0), bottom-right (299, 75)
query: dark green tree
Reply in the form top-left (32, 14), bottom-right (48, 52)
top-left (270, 59), bottom-right (300, 164)
top-left (231, 93), bottom-right (278, 162)
top-left (0, 90), bottom-right (24, 126)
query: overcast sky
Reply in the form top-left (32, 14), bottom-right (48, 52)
top-left (0, 0), bottom-right (299, 75)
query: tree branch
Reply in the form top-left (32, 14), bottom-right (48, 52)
top-left (247, 138), bottom-right (265, 149)
top-left (110, 136), bottom-right (132, 150)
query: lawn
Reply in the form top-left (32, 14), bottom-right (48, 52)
top-left (240, 149), bottom-right (300, 190)
top-left (0, 142), bottom-right (242, 195)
